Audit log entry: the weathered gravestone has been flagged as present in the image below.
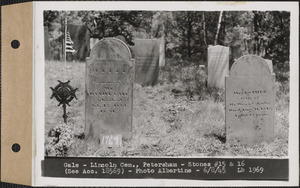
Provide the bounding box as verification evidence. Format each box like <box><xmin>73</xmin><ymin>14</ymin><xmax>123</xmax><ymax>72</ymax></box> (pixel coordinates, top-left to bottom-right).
<box><xmin>264</xmin><ymin>59</ymin><xmax>273</xmax><ymax>73</ymax></box>
<box><xmin>207</xmin><ymin>45</ymin><xmax>229</xmax><ymax>88</ymax></box>
<box><xmin>90</xmin><ymin>38</ymin><xmax>99</xmax><ymax>50</ymax></box>
<box><xmin>134</xmin><ymin>39</ymin><xmax>161</xmax><ymax>86</ymax></box>
<box><xmin>85</xmin><ymin>38</ymin><xmax>134</xmax><ymax>140</ymax></box>
<box><xmin>226</xmin><ymin>55</ymin><xmax>275</xmax><ymax>144</ymax></box>
<box><xmin>159</xmin><ymin>38</ymin><xmax>165</xmax><ymax>67</ymax></box>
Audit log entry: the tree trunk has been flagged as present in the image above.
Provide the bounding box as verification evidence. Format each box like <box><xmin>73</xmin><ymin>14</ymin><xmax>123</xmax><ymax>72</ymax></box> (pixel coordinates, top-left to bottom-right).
<box><xmin>214</xmin><ymin>11</ymin><xmax>223</xmax><ymax>45</ymax></box>
<box><xmin>101</xmin><ymin>20</ymin><xmax>105</xmax><ymax>38</ymax></box>
<box><xmin>202</xmin><ymin>12</ymin><xmax>207</xmax><ymax>47</ymax></box>
<box><xmin>61</xmin><ymin>17</ymin><xmax>64</xmax><ymax>60</ymax></box>
<box><xmin>253</xmin><ymin>11</ymin><xmax>259</xmax><ymax>55</ymax></box>
<box><xmin>187</xmin><ymin>12</ymin><xmax>192</xmax><ymax>58</ymax></box>
<box><xmin>220</xmin><ymin>13</ymin><xmax>226</xmax><ymax>45</ymax></box>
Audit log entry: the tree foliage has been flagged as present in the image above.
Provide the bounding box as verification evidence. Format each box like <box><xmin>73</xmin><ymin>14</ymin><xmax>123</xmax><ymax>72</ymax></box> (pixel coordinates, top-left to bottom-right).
<box><xmin>44</xmin><ymin>10</ymin><xmax>290</xmax><ymax>67</ymax></box>
<box><xmin>254</xmin><ymin>11</ymin><xmax>290</xmax><ymax>65</ymax></box>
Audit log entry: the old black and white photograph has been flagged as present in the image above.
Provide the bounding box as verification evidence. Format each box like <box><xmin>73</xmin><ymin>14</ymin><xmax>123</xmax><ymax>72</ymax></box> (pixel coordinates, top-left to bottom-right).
<box><xmin>24</xmin><ymin>1</ymin><xmax>300</xmax><ymax>186</ymax></box>
<box><xmin>43</xmin><ymin>9</ymin><xmax>290</xmax><ymax>158</ymax></box>
<box><xmin>0</xmin><ymin>0</ymin><xmax>298</xmax><ymax>186</ymax></box>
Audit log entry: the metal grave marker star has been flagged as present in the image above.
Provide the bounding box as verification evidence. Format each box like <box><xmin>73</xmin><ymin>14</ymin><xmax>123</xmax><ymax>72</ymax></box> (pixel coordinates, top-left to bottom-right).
<box><xmin>50</xmin><ymin>80</ymin><xmax>78</xmax><ymax>123</ymax></box>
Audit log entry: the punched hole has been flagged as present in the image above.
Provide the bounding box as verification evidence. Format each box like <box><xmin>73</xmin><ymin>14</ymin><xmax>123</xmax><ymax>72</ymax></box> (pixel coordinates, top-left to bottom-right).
<box><xmin>12</xmin><ymin>143</ymin><xmax>21</xmax><ymax>152</ymax></box>
<box><xmin>11</xmin><ymin>40</ymin><xmax>20</xmax><ymax>49</ymax></box>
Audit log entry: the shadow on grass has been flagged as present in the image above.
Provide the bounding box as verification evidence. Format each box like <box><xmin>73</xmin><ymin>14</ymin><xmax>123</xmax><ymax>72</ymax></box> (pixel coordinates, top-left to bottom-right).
<box><xmin>212</xmin><ymin>133</ymin><xmax>226</xmax><ymax>143</ymax></box>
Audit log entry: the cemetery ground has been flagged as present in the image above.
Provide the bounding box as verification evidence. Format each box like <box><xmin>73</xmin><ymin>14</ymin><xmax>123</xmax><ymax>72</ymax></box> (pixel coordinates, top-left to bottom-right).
<box><xmin>45</xmin><ymin>60</ymin><xmax>289</xmax><ymax>157</ymax></box>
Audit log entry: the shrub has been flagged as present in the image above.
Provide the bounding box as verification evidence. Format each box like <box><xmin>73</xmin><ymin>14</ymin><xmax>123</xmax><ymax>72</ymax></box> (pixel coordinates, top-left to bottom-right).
<box><xmin>160</xmin><ymin>58</ymin><xmax>226</xmax><ymax>102</ymax></box>
<box><xmin>45</xmin><ymin>124</ymin><xmax>75</xmax><ymax>156</ymax></box>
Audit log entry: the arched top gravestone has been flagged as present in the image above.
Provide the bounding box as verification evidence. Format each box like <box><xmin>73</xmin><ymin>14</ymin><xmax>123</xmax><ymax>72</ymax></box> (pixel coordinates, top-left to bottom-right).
<box><xmin>85</xmin><ymin>38</ymin><xmax>134</xmax><ymax>142</ymax></box>
<box><xmin>89</xmin><ymin>37</ymin><xmax>133</xmax><ymax>62</ymax></box>
<box><xmin>226</xmin><ymin>55</ymin><xmax>275</xmax><ymax>145</ymax></box>
<box><xmin>230</xmin><ymin>55</ymin><xmax>271</xmax><ymax>76</ymax></box>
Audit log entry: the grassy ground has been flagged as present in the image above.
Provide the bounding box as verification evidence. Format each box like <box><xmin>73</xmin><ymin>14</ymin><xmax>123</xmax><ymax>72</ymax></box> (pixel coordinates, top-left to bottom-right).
<box><xmin>45</xmin><ymin>60</ymin><xmax>289</xmax><ymax>157</ymax></box>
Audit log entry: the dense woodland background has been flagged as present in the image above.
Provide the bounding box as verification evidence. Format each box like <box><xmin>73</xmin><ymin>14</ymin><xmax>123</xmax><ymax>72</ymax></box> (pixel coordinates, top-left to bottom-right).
<box><xmin>44</xmin><ymin>11</ymin><xmax>290</xmax><ymax>157</ymax></box>
<box><xmin>44</xmin><ymin>11</ymin><xmax>290</xmax><ymax>70</ymax></box>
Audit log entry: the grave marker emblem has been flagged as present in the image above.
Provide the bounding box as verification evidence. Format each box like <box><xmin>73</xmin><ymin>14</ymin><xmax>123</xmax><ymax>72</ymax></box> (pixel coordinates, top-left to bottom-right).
<box><xmin>50</xmin><ymin>80</ymin><xmax>78</xmax><ymax>123</ymax></box>
<box><xmin>226</xmin><ymin>55</ymin><xmax>275</xmax><ymax>144</ymax></box>
<box><xmin>85</xmin><ymin>38</ymin><xmax>134</xmax><ymax>140</ymax></box>
<box><xmin>207</xmin><ymin>45</ymin><xmax>229</xmax><ymax>88</ymax></box>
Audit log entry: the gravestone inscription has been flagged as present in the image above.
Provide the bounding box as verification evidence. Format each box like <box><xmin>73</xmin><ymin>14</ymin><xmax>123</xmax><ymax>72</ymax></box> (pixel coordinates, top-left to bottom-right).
<box><xmin>226</xmin><ymin>55</ymin><xmax>275</xmax><ymax>144</ymax></box>
<box><xmin>134</xmin><ymin>39</ymin><xmax>161</xmax><ymax>86</ymax></box>
<box><xmin>85</xmin><ymin>38</ymin><xmax>134</xmax><ymax>140</ymax></box>
<box><xmin>207</xmin><ymin>45</ymin><xmax>229</xmax><ymax>88</ymax></box>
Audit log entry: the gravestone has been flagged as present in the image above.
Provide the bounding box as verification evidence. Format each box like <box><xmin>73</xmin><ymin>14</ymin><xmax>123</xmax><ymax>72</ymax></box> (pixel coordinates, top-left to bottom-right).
<box><xmin>134</xmin><ymin>39</ymin><xmax>161</xmax><ymax>86</ymax></box>
<box><xmin>264</xmin><ymin>59</ymin><xmax>273</xmax><ymax>73</ymax></box>
<box><xmin>85</xmin><ymin>38</ymin><xmax>134</xmax><ymax>140</ymax></box>
<box><xmin>159</xmin><ymin>38</ymin><xmax>165</xmax><ymax>67</ymax></box>
<box><xmin>90</xmin><ymin>38</ymin><xmax>99</xmax><ymax>50</ymax></box>
<box><xmin>207</xmin><ymin>45</ymin><xmax>229</xmax><ymax>88</ymax></box>
<box><xmin>226</xmin><ymin>55</ymin><xmax>275</xmax><ymax>144</ymax></box>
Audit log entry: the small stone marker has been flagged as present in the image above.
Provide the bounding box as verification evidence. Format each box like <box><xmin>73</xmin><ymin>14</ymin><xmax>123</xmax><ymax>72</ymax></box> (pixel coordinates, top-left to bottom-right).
<box><xmin>226</xmin><ymin>55</ymin><xmax>275</xmax><ymax>144</ymax></box>
<box><xmin>207</xmin><ymin>45</ymin><xmax>229</xmax><ymax>88</ymax></box>
<box><xmin>90</xmin><ymin>38</ymin><xmax>99</xmax><ymax>50</ymax></box>
<box><xmin>85</xmin><ymin>38</ymin><xmax>134</xmax><ymax>140</ymax></box>
<box><xmin>134</xmin><ymin>39</ymin><xmax>161</xmax><ymax>86</ymax></box>
<box><xmin>264</xmin><ymin>59</ymin><xmax>273</xmax><ymax>73</ymax></box>
<box><xmin>159</xmin><ymin>38</ymin><xmax>165</xmax><ymax>67</ymax></box>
